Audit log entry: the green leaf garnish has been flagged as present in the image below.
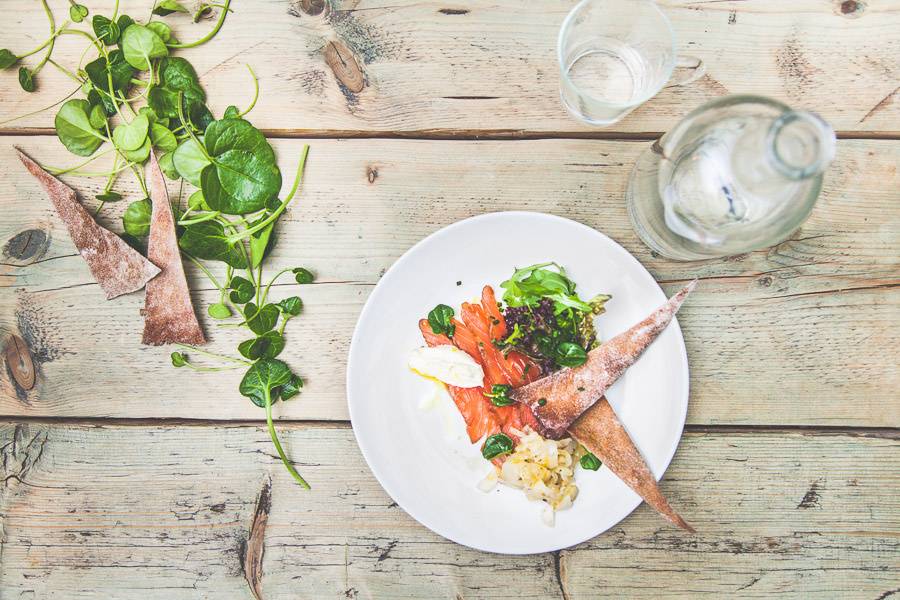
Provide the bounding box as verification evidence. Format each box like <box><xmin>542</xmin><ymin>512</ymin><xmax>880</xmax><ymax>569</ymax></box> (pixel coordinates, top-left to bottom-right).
<box><xmin>482</xmin><ymin>433</ymin><xmax>514</xmax><ymax>460</ymax></box>
<box><xmin>427</xmin><ymin>304</ymin><xmax>455</xmax><ymax>338</ymax></box>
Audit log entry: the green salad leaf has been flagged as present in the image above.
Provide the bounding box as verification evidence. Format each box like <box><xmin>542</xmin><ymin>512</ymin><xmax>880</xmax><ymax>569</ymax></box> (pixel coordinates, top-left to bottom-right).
<box><xmin>427</xmin><ymin>304</ymin><xmax>455</xmax><ymax>338</ymax></box>
<box><xmin>482</xmin><ymin>433</ymin><xmax>514</xmax><ymax>460</ymax></box>
<box><xmin>580</xmin><ymin>451</ymin><xmax>602</xmax><ymax>471</ymax></box>
<box><xmin>55</xmin><ymin>99</ymin><xmax>104</xmax><ymax>156</ymax></box>
<box><xmin>121</xmin><ymin>24</ymin><xmax>168</xmax><ymax>69</ymax></box>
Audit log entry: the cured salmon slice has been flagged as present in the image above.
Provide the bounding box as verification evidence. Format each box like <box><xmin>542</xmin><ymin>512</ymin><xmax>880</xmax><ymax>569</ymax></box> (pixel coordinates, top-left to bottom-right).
<box><xmin>568</xmin><ymin>398</ymin><xmax>694</xmax><ymax>532</ymax></box>
<box><xmin>510</xmin><ymin>281</ymin><xmax>697</xmax><ymax>439</ymax></box>
<box><xmin>418</xmin><ymin>319</ymin><xmax>501</xmax><ymax>442</ymax></box>
<box><xmin>16</xmin><ymin>148</ymin><xmax>160</xmax><ymax>299</ymax></box>
<box><xmin>142</xmin><ymin>151</ymin><xmax>206</xmax><ymax>345</ymax></box>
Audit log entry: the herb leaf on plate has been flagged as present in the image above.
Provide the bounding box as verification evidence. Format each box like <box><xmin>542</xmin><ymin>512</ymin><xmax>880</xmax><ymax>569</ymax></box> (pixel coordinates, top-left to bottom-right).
<box><xmin>428</xmin><ymin>304</ymin><xmax>456</xmax><ymax>338</ymax></box>
<box><xmin>482</xmin><ymin>433</ymin><xmax>514</xmax><ymax>460</ymax></box>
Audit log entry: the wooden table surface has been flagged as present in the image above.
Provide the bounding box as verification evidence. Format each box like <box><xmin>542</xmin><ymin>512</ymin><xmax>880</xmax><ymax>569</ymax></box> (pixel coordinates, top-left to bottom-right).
<box><xmin>1</xmin><ymin>1</ymin><xmax>898</xmax><ymax>598</ymax></box>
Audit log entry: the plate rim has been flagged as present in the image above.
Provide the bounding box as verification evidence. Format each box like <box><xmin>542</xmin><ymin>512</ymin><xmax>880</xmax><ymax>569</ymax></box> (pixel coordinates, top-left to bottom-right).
<box><xmin>346</xmin><ymin>210</ymin><xmax>689</xmax><ymax>554</ymax></box>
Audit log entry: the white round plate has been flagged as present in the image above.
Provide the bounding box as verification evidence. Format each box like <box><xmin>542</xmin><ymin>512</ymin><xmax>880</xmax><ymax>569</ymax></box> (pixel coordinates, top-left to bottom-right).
<box><xmin>347</xmin><ymin>212</ymin><xmax>689</xmax><ymax>554</ymax></box>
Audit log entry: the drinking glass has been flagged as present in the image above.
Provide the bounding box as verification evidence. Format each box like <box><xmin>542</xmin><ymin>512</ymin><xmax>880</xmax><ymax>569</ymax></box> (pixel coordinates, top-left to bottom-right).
<box><xmin>558</xmin><ymin>0</ymin><xmax>704</xmax><ymax>125</ymax></box>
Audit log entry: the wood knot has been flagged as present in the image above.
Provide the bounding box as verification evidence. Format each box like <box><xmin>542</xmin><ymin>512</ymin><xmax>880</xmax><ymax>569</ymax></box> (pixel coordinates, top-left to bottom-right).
<box><xmin>3</xmin><ymin>228</ymin><xmax>49</xmax><ymax>265</ymax></box>
<box><xmin>366</xmin><ymin>166</ymin><xmax>379</xmax><ymax>184</ymax></box>
<box><xmin>758</xmin><ymin>275</ymin><xmax>774</xmax><ymax>287</ymax></box>
<box><xmin>5</xmin><ymin>334</ymin><xmax>35</xmax><ymax>391</ymax></box>
<box><xmin>839</xmin><ymin>0</ymin><xmax>865</xmax><ymax>16</ymax></box>
<box><xmin>325</xmin><ymin>40</ymin><xmax>365</xmax><ymax>94</ymax></box>
<box><xmin>299</xmin><ymin>0</ymin><xmax>325</xmax><ymax>16</ymax></box>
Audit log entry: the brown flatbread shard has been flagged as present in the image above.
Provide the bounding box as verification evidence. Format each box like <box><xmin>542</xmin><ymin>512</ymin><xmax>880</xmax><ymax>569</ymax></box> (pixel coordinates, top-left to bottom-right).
<box><xmin>16</xmin><ymin>148</ymin><xmax>160</xmax><ymax>299</ymax></box>
<box><xmin>141</xmin><ymin>151</ymin><xmax>206</xmax><ymax>346</ymax></box>
<box><xmin>568</xmin><ymin>398</ymin><xmax>695</xmax><ymax>532</ymax></box>
<box><xmin>511</xmin><ymin>280</ymin><xmax>697</xmax><ymax>439</ymax></box>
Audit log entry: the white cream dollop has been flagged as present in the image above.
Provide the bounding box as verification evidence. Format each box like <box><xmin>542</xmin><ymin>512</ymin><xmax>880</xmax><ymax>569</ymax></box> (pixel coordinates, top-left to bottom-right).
<box><xmin>408</xmin><ymin>345</ymin><xmax>484</xmax><ymax>388</ymax></box>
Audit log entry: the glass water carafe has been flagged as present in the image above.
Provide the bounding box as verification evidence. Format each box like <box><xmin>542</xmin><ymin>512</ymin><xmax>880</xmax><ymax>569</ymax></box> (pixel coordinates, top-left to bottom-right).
<box><xmin>626</xmin><ymin>95</ymin><xmax>836</xmax><ymax>260</ymax></box>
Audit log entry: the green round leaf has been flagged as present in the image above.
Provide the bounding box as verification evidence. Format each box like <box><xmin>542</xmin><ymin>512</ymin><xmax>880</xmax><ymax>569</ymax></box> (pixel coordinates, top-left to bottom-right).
<box><xmin>85</xmin><ymin>50</ymin><xmax>134</xmax><ymax>95</ymax></box>
<box><xmin>214</xmin><ymin>149</ymin><xmax>282</xmax><ymax>213</ymax></box>
<box><xmin>158</xmin><ymin>57</ymin><xmax>205</xmax><ymax>105</ymax></box>
<box><xmin>121</xmin><ymin>23</ymin><xmax>168</xmax><ymax>70</ymax></box>
<box><xmin>112</xmin><ymin>114</ymin><xmax>150</xmax><ymax>151</ymax></box>
<box><xmin>158</xmin><ymin>152</ymin><xmax>179</xmax><ymax>179</ymax></box>
<box><xmin>116</xmin><ymin>14</ymin><xmax>135</xmax><ymax>34</ymax></box>
<box><xmin>147</xmin><ymin>86</ymin><xmax>180</xmax><ymax>119</ymax></box>
<box><xmin>92</xmin><ymin>15</ymin><xmax>120</xmax><ymax>46</ymax></box>
<box><xmin>153</xmin><ymin>0</ymin><xmax>189</xmax><ymax>16</ymax></box>
<box><xmin>146</xmin><ymin>21</ymin><xmax>174</xmax><ymax>43</ymax></box>
<box><xmin>246</xmin><ymin>303</ymin><xmax>279</xmax><ymax>335</ymax></box>
<box><xmin>200</xmin><ymin>162</ymin><xmax>240</xmax><ymax>214</ymax></box>
<box><xmin>173</xmin><ymin>138</ymin><xmax>211</xmax><ymax>186</ymax></box>
<box><xmin>69</xmin><ymin>3</ymin><xmax>89</xmax><ymax>22</ymax></box>
<box><xmin>292</xmin><ymin>267</ymin><xmax>315</xmax><ymax>284</ymax></box>
<box><xmin>228</xmin><ymin>276</ymin><xmax>255</xmax><ymax>304</ymax></box>
<box><xmin>238</xmin><ymin>331</ymin><xmax>285</xmax><ymax>361</ymax></box>
<box><xmin>0</xmin><ymin>49</ymin><xmax>18</xmax><ymax>70</ymax></box>
<box><xmin>170</xmin><ymin>351</ymin><xmax>187</xmax><ymax>367</ymax></box>
<box><xmin>239</xmin><ymin>358</ymin><xmax>292</xmax><ymax>407</ymax></box>
<box><xmin>121</xmin><ymin>136</ymin><xmax>151</xmax><ymax>164</ymax></box>
<box><xmin>88</xmin><ymin>103</ymin><xmax>107</xmax><ymax>129</ymax></box>
<box><xmin>123</xmin><ymin>198</ymin><xmax>152</xmax><ymax>237</ymax></box>
<box><xmin>208</xmin><ymin>302</ymin><xmax>232</xmax><ymax>319</ymax></box>
<box><xmin>18</xmin><ymin>67</ymin><xmax>35</xmax><ymax>92</ymax></box>
<box><xmin>277</xmin><ymin>296</ymin><xmax>303</xmax><ymax>316</ymax></box>
<box><xmin>149</xmin><ymin>122</ymin><xmax>177</xmax><ymax>152</ymax></box>
<box><xmin>178</xmin><ymin>220</ymin><xmax>247</xmax><ymax>268</ymax></box>
<box><xmin>204</xmin><ymin>118</ymin><xmax>275</xmax><ymax>164</ymax></box>
<box><xmin>55</xmin><ymin>99</ymin><xmax>104</xmax><ymax>156</ymax></box>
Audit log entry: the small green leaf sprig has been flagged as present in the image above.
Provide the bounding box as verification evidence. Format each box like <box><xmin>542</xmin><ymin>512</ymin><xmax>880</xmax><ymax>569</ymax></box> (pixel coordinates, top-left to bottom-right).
<box><xmin>4</xmin><ymin>0</ymin><xmax>316</xmax><ymax>488</ymax></box>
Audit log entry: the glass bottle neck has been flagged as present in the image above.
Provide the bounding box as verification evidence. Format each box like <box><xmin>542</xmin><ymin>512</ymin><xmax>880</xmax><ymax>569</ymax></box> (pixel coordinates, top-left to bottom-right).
<box><xmin>766</xmin><ymin>111</ymin><xmax>836</xmax><ymax>180</ymax></box>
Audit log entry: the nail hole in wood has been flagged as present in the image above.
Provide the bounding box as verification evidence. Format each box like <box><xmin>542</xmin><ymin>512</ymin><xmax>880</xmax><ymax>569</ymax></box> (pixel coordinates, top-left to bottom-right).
<box><xmin>5</xmin><ymin>334</ymin><xmax>35</xmax><ymax>391</ymax></box>
<box><xmin>324</xmin><ymin>40</ymin><xmax>366</xmax><ymax>94</ymax></box>
<box><xmin>367</xmin><ymin>166</ymin><xmax>378</xmax><ymax>184</ymax></box>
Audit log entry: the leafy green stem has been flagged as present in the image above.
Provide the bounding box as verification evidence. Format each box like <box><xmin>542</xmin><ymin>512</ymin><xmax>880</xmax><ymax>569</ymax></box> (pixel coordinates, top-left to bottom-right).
<box><xmin>185</xmin><ymin>254</ymin><xmax>246</xmax><ymax>318</ymax></box>
<box><xmin>43</xmin><ymin>147</ymin><xmax>117</xmax><ymax>175</ymax></box>
<box><xmin>177</xmin><ymin>211</ymin><xmax>221</xmax><ymax>226</ymax></box>
<box><xmin>259</xmin><ymin>267</ymin><xmax>293</xmax><ymax>306</ymax></box>
<box><xmin>168</xmin><ymin>0</ymin><xmax>232</xmax><ymax>49</ymax></box>
<box><xmin>239</xmin><ymin>64</ymin><xmax>259</xmax><ymax>117</ymax></box>
<box><xmin>264</xmin><ymin>389</ymin><xmax>310</xmax><ymax>489</ymax></box>
<box><xmin>30</xmin><ymin>0</ymin><xmax>59</xmax><ymax>77</ymax></box>
<box><xmin>47</xmin><ymin>58</ymin><xmax>83</xmax><ymax>83</ymax></box>
<box><xmin>0</xmin><ymin>85</ymin><xmax>80</xmax><ymax>126</ymax></box>
<box><xmin>175</xmin><ymin>343</ymin><xmax>251</xmax><ymax>366</ymax></box>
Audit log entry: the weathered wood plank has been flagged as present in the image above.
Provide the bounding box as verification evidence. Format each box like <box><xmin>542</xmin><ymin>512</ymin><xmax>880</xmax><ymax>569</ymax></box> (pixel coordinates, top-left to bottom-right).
<box><xmin>0</xmin><ymin>0</ymin><xmax>897</xmax><ymax>134</ymax></box>
<box><xmin>1</xmin><ymin>138</ymin><xmax>898</xmax><ymax>425</ymax></box>
<box><xmin>0</xmin><ymin>423</ymin><xmax>897</xmax><ymax>598</ymax></box>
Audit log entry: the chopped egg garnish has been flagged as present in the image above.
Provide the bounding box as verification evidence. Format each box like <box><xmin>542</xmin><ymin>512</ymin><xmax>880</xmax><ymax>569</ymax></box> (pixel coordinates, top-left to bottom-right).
<box><xmin>408</xmin><ymin>345</ymin><xmax>484</xmax><ymax>388</ymax></box>
<box><xmin>478</xmin><ymin>428</ymin><xmax>584</xmax><ymax>525</ymax></box>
